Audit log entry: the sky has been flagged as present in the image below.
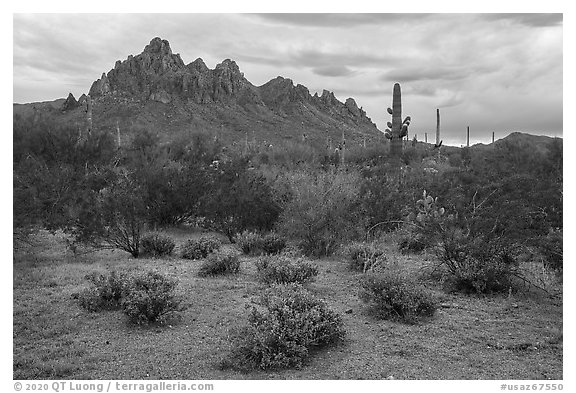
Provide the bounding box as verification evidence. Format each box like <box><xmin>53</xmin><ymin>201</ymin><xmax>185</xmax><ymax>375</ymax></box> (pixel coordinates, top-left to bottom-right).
<box><xmin>12</xmin><ymin>13</ymin><xmax>563</xmax><ymax>146</ymax></box>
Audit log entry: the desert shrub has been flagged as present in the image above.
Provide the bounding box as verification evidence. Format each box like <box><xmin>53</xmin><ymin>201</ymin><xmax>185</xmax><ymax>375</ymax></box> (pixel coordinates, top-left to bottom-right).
<box><xmin>260</xmin><ymin>233</ymin><xmax>287</xmax><ymax>255</ymax></box>
<box><xmin>346</xmin><ymin>242</ymin><xmax>386</xmax><ymax>272</ymax></box>
<box><xmin>536</xmin><ymin>229</ymin><xmax>563</xmax><ymax>271</ymax></box>
<box><xmin>235</xmin><ymin>230</ymin><xmax>262</xmax><ymax>255</ymax></box>
<box><xmin>359</xmin><ymin>272</ymin><xmax>436</xmax><ymax>324</ymax></box>
<box><xmin>221</xmin><ymin>284</ymin><xmax>345</xmax><ymax>370</ymax></box>
<box><xmin>71</xmin><ymin>173</ymin><xmax>147</xmax><ymax>258</ymax></box>
<box><xmin>76</xmin><ymin>271</ymin><xmax>129</xmax><ymax>312</ymax></box>
<box><xmin>122</xmin><ymin>271</ymin><xmax>183</xmax><ymax>325</ymax></box>
<box><xmin>280</xmin><ymin>243</ymin><xmax>304</xmax><ymax>258</ymax></box>
<box><xmin>236</xmin><ymin>231</ymin><xmax>287</xmax><ymax>255</ymax></box>
<box><xmin>276</xmin><ymin>169</ymin><xmax>365</xmax><ymax>257</ymax></box>
<box><xmin>140</xmin><ymin>233</ymin><xmax>175</xmax><ymax>257</ymax></box>
<box><xmin>197</xmin><ymin>248</ymin><xmax>241</xmax><ymax>277</ymax></box>
<box><xmin>255</xmin><ymin>254</ymin><xmax>318</xmax><ymax>285</ymax></box>
<box><xmin>181</xmin><ymin>236</ymin><xmax>222</xmax><ymax>259</ymax></box>
<box><xmin>198</xmin><ymin>157</ymin><xmax>281</xmax><ymax>242</ymax></box>
<box><xmin>403</xmin><ymin>190</ymin><xmax>521</xmax><ymax>294</ymax></box>
<box><xmin>397</xmin><ymin>233</ymin><xmax>428</xmax><ymax>254</ymax></box>
<box><xmin>438</xmin><ymin>238</ymin><xmax>520</xmax><ymax>294</ymax></box>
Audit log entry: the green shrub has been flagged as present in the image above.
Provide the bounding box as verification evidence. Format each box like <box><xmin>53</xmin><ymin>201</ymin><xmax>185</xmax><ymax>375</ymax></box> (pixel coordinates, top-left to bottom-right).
<box><xmin>346</xmin><ymin>242</ymin><xmax>386</xmax><ymax>272</ymax></box>
<box><xmin>181</xmin><ymin>236</ymin><xmax>222</xmax><ymax>259</ymax></box>
<box><xmin>122</xmin><ymin>271</ymin><xmax>183</xmax><ymax>325</ymax></box>
<box><xmin>198</xmin><ymin>249</ymin><xmax>241</xmax><ymax>277</ymax></box>
<box><xmin>141</xmin><ymin>233</ymin><xmax>175</xmax><ymax>257</ymax></box>
<box><xmin>359</xmin><ymin>272</ymin><xmax>436</xmax><ymax>324</ymax></box>
<box><xmin>76</xmin><ymin>271</ymin><xmax>129</xmax><ymax>312</ymax></box>
<box><xmin>236</xmin><ymin>231</ymin><xmax>286</xmax><ymax>255</ymax></box>
<box><xmin>221</xmin><ymin>284</ymin><xmax>345</xmax><ymax>370</ymax></box>
<box><xmin>255</xmin><ymin>255</ymin><xmax>318</xmax><ymax>285</ymax></box>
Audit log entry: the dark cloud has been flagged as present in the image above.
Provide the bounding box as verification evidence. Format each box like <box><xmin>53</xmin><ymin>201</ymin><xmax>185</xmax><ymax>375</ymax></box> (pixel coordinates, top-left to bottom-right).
<box><xmin>292</xmin><ymin>49</ymin><xmax>401</xmax><ymax>68</ymax></box>
<box><xmin>481</xmin><ymin>13</ymin><xmax>562</xmax><ymax>27</ymax></box>
<box><xmin>250</xmin><ymin>13</ymin><xmax>431</xmax><ymax>27</ymax></box>
<box><xmin>404</xmin><ymin>85</ymin><xmax>438</xmax><ymax>97</ymax></box>
<box><xmin>232</xmin><ymin>47</ymin><xmax>400</xmax><ymax>74</ymax></box>
<box><xmin>382</xmin><ymin>67</ymin><xmax>470</xmax><ymax>83</ymax></box>
<box><xmin>381</xmin><ymin>64</ymin><xmax>498</xmax><ymax>83</ymax></box>
<box><xmin>312</xmin><ymin>65</ymin><xmax>355</xmax><ymax>77</ymax></box>
<box><xmin>337</xmin><ymin>88</ymin><xmax>388</xmax><ymax>98</ymax></box>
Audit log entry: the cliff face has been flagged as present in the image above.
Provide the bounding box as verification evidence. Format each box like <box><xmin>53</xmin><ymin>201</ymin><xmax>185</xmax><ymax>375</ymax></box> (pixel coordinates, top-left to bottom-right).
<box><xmin>87</xmin><ymin>37</ymin><xmax>376</xmax><ymax>128</ymax></box>
<box><xmin>89</xmin><ymin>37</ymin><xmax>262</xmax><ymax>106</ymax></box>
<box><xmin>13</xmin><ymin>37</ymin><xmax>382</xmax><ymax>148</ymax></box>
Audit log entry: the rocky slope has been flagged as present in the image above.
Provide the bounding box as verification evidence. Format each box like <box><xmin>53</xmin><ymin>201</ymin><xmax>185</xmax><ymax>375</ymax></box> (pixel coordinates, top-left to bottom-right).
<box><xmin>15</xmin><ymin>37</ymin><xmax>381</xmax><ymax>149</ymax></box>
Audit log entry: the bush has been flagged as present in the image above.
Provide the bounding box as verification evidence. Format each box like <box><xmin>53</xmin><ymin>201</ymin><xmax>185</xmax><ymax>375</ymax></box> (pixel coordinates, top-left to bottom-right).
<box><xmin>346</xmin><ymin>242</ymin><xmax>386</xmax><ymax>272</ymax></box>
<box><xmin>198</xmin><ymin>158</ymin><xmax>281</xmax><ymax>242</ymax></box>
<box><xmin>397</xmin><ymin>234</ymin><xmax>427</xmax><ymax>254</ymax></box>
<box><xmin>140</xmin><ymin>233</ymin><xmax>175</xmax><ymax>257</ymax></box>
<box><xmin>260</xmin><ymin>233</ymin><xmax>287</xmax><ymax>255</ymax></box>
<box><xmin>439</xmin><ymin>239</ymin><xmax>520</xmax><ymax>294</ymax></box>
<box><xmin>255</xmin><ymin>255</ymin><xmax>318</xmax><ymax>285</ymax></box>
<box><xmin>221</xmin><ymin>284</ymin><xmax>345</xmax><ymax>370</ymax></box>
<box><xmin>235</xmin><ymin>231</ymin><xmax>287</xmax><ymax>256</ymax></box>
<box><xmin>122</xmin><ymin>271</ymin><xmax>183</xmax><ymax>325</ymax></box>
<box><xmin>235</xmin><ymin>230</ymin><xmax>262</xmax><ymax>255</ymax></box>
<box><xmin>537</xmin><ymin>229</ymin><xmax>563</xmax><ymax>271</ymax></box>
<box><xmin>198</xmin><ymin>248</ymin><xmax>241</xmax><ymax>277</ymax></box>
<box><xmin>276</xmin><ymin>170</ymin><xmax>365</xmax><ymax>257</ymax></box>
<box><xmin>76</xmin><ymin>271</ymin><xmax>129</xmax><ymax>312</ymax></box>
<box><xmin>181</xmin><ymin>236</ymin><xmax>222</xmax><ymax>260</ymax></box>
<box><xmin>72</xmin><ymin>173</ymin><xmax>147</xmax><ymax>258</ymax></box>
<box><xmin>359</xmin><ymin>272</ymin><xmax>436</xmax><ymax>324</ymax></box>
<box><xmin>405</xmin><ymin>190</ymin><xmax>520</xmax><ymax>294</ymax></box>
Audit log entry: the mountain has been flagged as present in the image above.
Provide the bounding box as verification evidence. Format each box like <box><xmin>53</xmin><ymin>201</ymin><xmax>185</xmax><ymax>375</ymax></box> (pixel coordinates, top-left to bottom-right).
<box><xmin>14</xmin><ymin>37</ymin><xmax>382</xmax><ymax>149</ymax></box>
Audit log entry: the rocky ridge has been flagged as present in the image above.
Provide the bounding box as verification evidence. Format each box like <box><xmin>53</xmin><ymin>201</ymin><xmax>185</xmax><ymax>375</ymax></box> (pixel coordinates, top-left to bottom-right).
<box><xmin>14</xmin><ymin>37</ymin><xmax>382</xmax><ymax>149</ymax></box>
<box><xmin>87</xmin><ymin>37</ymin><xmax>375</xmax><ymax>128</ymax></box>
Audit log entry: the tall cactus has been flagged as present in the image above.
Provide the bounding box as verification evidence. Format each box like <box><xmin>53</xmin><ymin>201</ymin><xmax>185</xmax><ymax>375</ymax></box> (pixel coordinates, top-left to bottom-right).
<box><xmin>384</xmin><ymin>83</ymin><xmax>410</xmax><ymax>158</ymax></box>
<box><xmin>434</xmin><ymin>108</ymin><xmax>443</xmax><ymax>150</ymax></box>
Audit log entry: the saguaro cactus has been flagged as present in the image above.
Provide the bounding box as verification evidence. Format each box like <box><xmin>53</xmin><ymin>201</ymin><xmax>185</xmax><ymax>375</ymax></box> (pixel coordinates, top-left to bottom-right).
<box><xmin>434</xmin><ymin>109</ymin><xmax>443</xmax><ymax>150</ymax></box>
<box><xmin>384</xmin><ymin>83</ymin><xmax>411</xmax><ymax>158</ymax></box>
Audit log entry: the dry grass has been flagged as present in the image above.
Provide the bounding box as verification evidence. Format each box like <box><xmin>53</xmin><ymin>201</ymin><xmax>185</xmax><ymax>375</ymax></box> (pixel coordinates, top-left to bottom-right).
<box><xmin>13</xmin><ymin>229</ymin><xmax>562</xmax><ymax>380</ymax></box>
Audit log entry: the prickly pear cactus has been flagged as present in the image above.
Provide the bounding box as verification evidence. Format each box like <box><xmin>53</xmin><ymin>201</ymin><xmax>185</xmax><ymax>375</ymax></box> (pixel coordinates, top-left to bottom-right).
<box><xmin>384</xmin><ymin>83</ymin><xmax>411</xmax><ymax>158</ymax></box>
<box><xmin>415</xmin><ymin>190</ymin><xmax>445</xmax><ymax>222</ymax></box>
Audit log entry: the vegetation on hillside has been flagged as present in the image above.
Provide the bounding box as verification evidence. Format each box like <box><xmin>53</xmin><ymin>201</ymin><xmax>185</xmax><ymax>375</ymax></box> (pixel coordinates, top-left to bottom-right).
<box><xmin>14</xmin><ymin>114</ymin><xmax>562</xmax><ymax>274</ymax></box>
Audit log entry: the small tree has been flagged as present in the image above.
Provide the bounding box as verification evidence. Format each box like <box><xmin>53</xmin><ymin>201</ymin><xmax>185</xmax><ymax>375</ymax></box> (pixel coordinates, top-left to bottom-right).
<box><xmin>276</xmin><ymin>169</ymin><xmax>365</xmax><ymax>257</ymax></box>
<box><xmin>199</xmin><ymin>157</ymin><xmax>280</xmax><ymax>242</ymax></box>
<box><xmin>71</xmin><ymin>171</ymin><xmax>147</xmax><ymax>257</ymax></box>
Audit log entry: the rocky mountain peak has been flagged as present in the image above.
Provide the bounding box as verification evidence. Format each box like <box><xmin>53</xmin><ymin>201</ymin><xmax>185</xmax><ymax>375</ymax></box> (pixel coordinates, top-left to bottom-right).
<box><xmin>61</xmin><ymin>92</ymin><xmax>79</xmax><ymax>111</ymax></box>
<box><xmin>144</xmin><ymin>37</ymin><xmax>173</xmax><ymax>56</ymax></box>
<box><xmin>188</xmin><ymin>58</ymin><xmax>209</xmax><ymax>73</ymax></box>
<box><xmin>82</xmin><ymin>37</ymin><xmax>376</xmax><ymax>133</ymax></box>
<box><xmin>216</xmin><ymin>59</ymin><xmax>240</xmax><ymax>72</ymax></box>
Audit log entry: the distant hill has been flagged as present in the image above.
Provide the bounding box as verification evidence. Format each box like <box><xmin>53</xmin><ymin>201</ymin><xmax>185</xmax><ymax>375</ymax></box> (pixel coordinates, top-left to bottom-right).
<box><xmin>13</xmin><ymin>37</ymin><xmax>383</xmax><ymax>150</ymax></box>
<box><xmin>468</xmin><ymin>132</ymin><xmax>561</xmax><ymax>155</ymax></box>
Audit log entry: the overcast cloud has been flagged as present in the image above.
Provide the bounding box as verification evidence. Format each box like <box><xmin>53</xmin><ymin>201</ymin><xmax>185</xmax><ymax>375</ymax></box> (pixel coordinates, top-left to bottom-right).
<box><xmin>13</xmin><ymin>13</ymin><xmax>562</xmax><ymax>146</ymax></box>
